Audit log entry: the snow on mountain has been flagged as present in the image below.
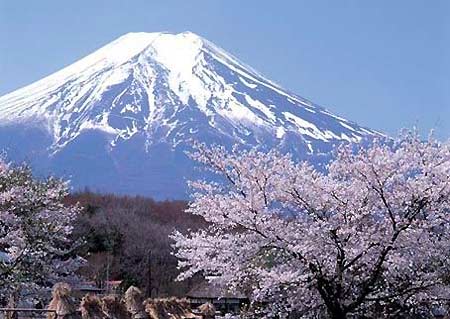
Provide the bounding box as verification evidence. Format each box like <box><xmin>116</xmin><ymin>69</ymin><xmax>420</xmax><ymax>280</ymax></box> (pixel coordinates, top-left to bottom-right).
<box><xmin>0</xmin><ymin>31</ymin><xmax>383</xmax><ymax>198</ymax></box>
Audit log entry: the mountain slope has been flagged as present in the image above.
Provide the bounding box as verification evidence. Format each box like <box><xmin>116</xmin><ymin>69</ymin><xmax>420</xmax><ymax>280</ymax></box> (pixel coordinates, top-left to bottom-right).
<box><xmin>0</xmin><ymin>31</ymin><xmax>382</xmax><ymax>198</ymax></box>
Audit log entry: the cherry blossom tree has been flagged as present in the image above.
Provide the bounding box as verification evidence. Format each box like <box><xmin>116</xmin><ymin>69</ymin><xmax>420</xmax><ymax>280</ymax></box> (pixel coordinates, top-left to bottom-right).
<box><xmin>0</xmin><ymin>160</ymin><xmax>81</xmax><ymax>304</ymax></box>
<box><xmin>172</xmin><ymin>133</ymin><xmax>450</xmax><ymax>318</ymax></box>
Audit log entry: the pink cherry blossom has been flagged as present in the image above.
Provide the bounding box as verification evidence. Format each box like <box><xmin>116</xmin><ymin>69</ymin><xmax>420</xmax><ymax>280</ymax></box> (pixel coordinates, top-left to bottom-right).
<box><xmin>172</xmin><ymin>133</ymin><xmax>450</xmax><ymax>318</ymax></box>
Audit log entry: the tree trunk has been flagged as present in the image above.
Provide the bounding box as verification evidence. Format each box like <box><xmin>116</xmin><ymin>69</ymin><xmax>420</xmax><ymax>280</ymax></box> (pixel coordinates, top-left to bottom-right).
<box><xmin>6</xmin><ymin>291</ymin><xmax>18</xmax><ymax>319</ymax></box>
<box><xmin>328</xmin><ymin>307</ymin><xmax>347</xmax><ymax>319</ymax></box>
<box><xmin>315</xmin><ymin>278</ymin><xmax>347</xmax><ymax>319</ymax></box>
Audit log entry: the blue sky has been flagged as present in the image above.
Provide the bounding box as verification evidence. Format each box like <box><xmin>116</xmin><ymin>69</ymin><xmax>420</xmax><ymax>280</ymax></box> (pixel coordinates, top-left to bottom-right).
<box><xmin>1</xmin><ymin>0</ymin><xmax>449</xmax><ymax>139</ymax></box>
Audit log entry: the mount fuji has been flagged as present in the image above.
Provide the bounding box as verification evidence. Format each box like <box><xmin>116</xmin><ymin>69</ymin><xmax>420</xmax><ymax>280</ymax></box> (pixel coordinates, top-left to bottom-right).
<box><xmin>0</xmin><ymin>31</ymin><xmax>382</xmax><ymax>198</ymax></box>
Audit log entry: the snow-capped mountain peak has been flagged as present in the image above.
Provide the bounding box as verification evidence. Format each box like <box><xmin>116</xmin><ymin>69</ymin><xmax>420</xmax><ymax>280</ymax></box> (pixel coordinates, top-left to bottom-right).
<box><xmin>0</xmin><ymin>32</ymin><xmax>382</xmax><ymax>198</ymax></box>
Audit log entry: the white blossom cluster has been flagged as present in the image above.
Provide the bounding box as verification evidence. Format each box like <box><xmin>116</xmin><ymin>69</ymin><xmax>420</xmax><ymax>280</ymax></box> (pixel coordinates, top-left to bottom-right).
<box><xmin>0</xmin><ymin>160</ymin><xmax>81</xmax><ymax>302</ymax></box>
<box><xmin>172</xmin><ymin>133</ymin><xmax>450</xmax><ymax>318</ymax></box>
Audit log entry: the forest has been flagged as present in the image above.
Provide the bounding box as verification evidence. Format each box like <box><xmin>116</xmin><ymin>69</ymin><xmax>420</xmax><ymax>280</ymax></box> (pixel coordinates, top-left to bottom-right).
<box><xmin>65</xmin><ymin>191</ymin><xmax>206</xmax><ymax>297</ymax></box>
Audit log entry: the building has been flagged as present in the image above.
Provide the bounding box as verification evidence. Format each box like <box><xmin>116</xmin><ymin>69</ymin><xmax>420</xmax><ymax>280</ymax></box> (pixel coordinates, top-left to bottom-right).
<box><xmin>186</xmin><ymin>281</ymin><xmax>249</xmax><ymax>315</ymax></box>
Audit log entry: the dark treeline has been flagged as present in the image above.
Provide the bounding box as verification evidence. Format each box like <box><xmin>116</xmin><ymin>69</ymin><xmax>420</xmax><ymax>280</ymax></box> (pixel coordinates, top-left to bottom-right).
<box><xmin>65</xmin><ymin>191</ymin><xmax>206</xmax><ymax>297</ymax></box>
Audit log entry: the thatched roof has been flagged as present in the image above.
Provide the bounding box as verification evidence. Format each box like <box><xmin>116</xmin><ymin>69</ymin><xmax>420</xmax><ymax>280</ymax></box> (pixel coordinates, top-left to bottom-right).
<box><xmin>101</xmin><ymin>295</ymin><xmax>130</xmax><ymax>319</ymax></box>
<box><xmin>198</xmin><ymin>303</ymin><xmax>215</xmax><ymax>317</ymax></box>
<box><xmin>80</xmin><ymin>294</ymin><xmax>103</xmax><ymax>319</ymax></box>
<box><xmin>144</xmin><ymin>298</ymin><xmax>200</xmax><ymax>319</ymax></box>
<box><xmin>124</xmin><ymin>286</ymin><xmax>146</xmax><ymax>318</ymax></box>
<box><xmin>186</xmin><ymin>282</ymin><xmax>247</xmax><ymax>300</ymax></box>
<box><xmin>47</xmin><ymin>283</ymin><xmax>81</xmax><ymax>319</ymax></box>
